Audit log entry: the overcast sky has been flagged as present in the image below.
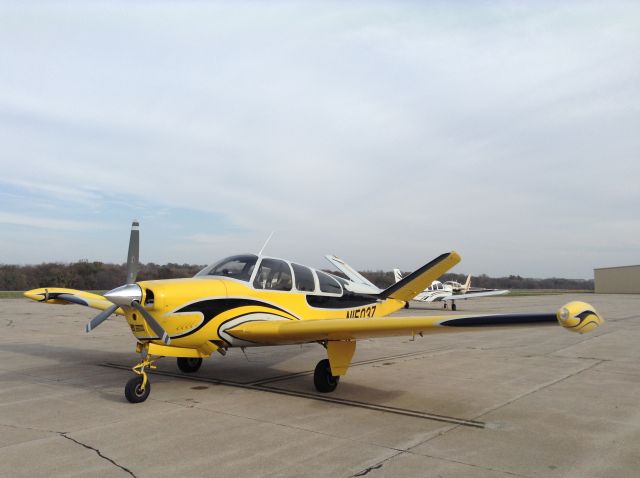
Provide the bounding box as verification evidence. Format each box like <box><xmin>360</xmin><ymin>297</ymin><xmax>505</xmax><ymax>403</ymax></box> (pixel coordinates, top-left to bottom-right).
<box><xmin>0</xmin><ymin>1</ymin><xmax>638</xmax><ymax>278</ymax></box>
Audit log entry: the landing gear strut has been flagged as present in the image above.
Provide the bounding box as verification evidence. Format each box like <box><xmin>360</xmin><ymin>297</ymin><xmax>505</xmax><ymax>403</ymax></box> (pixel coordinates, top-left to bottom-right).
<box><xmin>125</xmin><ymin>355</ymin><xmax>158</xmax><ymax>403</ymax></box>
<box><xmin>314</xmin><ymin>359</ymin><xmax>339</xmax><ymax>393</ymax></box>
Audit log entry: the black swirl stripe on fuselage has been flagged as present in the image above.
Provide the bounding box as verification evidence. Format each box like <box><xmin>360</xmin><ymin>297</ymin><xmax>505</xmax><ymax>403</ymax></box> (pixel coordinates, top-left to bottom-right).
<box><xmin>170</xmin><ymin>298</ymin><xmax>296</xmax><ymax>339</ymax></box>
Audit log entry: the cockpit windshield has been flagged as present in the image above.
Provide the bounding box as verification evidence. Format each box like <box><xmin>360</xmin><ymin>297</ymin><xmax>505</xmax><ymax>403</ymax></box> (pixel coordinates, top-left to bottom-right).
<box><xmin>195</xmin><ymin>254</ymin><xmax>258</xmax><ymax>281</ymax></box>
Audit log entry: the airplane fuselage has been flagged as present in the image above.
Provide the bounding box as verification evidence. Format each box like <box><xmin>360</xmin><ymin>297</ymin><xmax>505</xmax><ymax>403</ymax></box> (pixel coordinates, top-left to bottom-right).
<box><xmin>127</xmin><ymin>277</ymin><xmax>405</xmax><ymax>349</ymax></box>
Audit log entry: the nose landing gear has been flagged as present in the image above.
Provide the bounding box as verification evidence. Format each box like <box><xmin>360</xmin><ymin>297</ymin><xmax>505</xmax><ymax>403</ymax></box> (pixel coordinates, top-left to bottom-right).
<box><xmin>125</xmin><ymin>355</ymin><xmax>158</xmax><ymax>403</ymax></box>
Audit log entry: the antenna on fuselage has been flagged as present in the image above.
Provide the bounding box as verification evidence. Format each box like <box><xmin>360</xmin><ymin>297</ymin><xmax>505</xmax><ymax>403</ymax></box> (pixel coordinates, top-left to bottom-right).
<box><xmin>257</xmin><ymin>231</ymin><xmax>274</xmax><ymax>257</ymax></box>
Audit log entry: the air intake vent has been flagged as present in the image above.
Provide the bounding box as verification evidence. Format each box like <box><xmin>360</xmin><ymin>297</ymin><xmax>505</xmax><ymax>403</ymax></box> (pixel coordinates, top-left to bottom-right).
<box><xmin>144</xmin><ymin>289</ymin><xmax>155</xmax><ymax>306</ymax></box>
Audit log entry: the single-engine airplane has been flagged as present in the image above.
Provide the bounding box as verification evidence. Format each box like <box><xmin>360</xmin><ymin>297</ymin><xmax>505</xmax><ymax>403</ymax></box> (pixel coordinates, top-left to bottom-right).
<box><xmin>25</xmin><ymin>222</ymin><xmax>603</xmax><ymax>403</ymax></box>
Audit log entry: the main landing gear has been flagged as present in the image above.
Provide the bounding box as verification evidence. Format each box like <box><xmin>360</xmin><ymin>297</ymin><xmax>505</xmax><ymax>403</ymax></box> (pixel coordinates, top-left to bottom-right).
<box><xmin>314</xmin><ymin>359</ymin><xmax>340</xmax><ymax>393</ymax></box>
<box><xmin>177</xmin><ymin>357</ymin><xmax>203</xmax><ymax>373</ymax></box>
<box><xmin>312</xmin><ymin>341</ymin><xmax>355</xmax><ymax>393</ymax></box>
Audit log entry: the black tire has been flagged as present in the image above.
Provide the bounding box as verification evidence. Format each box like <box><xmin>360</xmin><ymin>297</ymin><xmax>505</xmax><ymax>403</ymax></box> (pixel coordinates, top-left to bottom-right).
<box><xmin>177</xmin><ymin>357</ymin><xmax>203</xmax><ymax>373</ymax></box>
<box><xmin>404</xmin><ymin>301</ymin><xmax>410</xmax><ymax>309</ymax></box>
<box><xmin>314</xmin><ymin>359</ymin><xmax>339</xmax><ymax>393</ymax></box>
<box><xmin>451</xmin><ymin>303</ymin><xmax>457</xmax><ymax>311</ymax></box>
<box><xmin>125</xmin><ymin>376</ymin><xmax>150</xmax><ymax>403</ymax></box>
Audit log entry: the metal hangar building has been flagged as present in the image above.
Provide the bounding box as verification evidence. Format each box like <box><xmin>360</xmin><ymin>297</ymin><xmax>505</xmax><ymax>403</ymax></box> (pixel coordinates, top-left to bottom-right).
<box><xmin>594</xmin><ymin>265</ymin><xmax>640</xmax><ymax>294</ymax></box>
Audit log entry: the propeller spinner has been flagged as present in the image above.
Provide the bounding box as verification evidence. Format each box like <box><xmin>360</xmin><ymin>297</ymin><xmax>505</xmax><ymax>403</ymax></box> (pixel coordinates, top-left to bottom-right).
<box><xmin>84</xmin><ymin>221</ymin><xmax>171</xmax><ymax>344</ymax></box>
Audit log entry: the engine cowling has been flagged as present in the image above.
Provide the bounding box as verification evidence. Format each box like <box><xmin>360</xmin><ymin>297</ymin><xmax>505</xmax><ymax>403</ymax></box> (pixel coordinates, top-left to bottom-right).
<box><xmin>557</xmin><ymin>301</ymin><xmax>603</xmax><ymax>333</ymax></box>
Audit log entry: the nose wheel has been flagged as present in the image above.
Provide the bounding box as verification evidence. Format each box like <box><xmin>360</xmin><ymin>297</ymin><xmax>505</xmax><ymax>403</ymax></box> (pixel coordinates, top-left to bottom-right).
<box><xmin>125</xmin><ymin>375</ymin><xmax>151</xmax><ymax>403</ymax></box>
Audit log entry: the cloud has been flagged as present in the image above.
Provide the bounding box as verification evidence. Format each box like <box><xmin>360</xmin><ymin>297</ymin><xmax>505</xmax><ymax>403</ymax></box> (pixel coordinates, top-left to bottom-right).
<box><xmin>0</xmin><ymin>212</ymin><xmax>102</xmax><ymax>231</ymax></box>
<box><xmin>0</xmin><ymin>1</ymin><xmax>638</xmax><ymax>277</ymax></box>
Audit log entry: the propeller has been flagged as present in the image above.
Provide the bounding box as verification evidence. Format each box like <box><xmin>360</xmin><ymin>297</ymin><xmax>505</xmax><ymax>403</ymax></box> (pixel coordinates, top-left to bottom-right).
<box><xmin>84</xmin><ymin>221</ymin><xmax>171</xmax><ymax>344</ymax></box>
<box><xmin>85</xmin><ymin>304</ymin><xmax>119</xmax><ymax>333</ymax></box>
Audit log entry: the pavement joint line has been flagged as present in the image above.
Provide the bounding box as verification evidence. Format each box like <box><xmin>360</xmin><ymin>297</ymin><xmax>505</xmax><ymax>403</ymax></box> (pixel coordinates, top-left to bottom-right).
<box><xmin>158</xmin><ymin>396</ymin><xmax>420</xmax><ymax>458</ymax></box>
<box><xmin>360</xmin><ymin>424</ymin><xmax>536</xmax><ymax>478</ymax></box>
<box><xmin>408</xmin><ymin>452</ymin><xmax>536</xmax><ymax>478</ymax></box>
<box><xmin>0</xmin><ymin>422</ymin><xmax>64</xmax><ymax>435</ymax></box>
<box><xmin>349</xmin><ymin>441</ymin><xmax>532</xmax><ymax>478</ymax></box>
<box><xmin>469</xmin><ymin>359</ymin><xmax>605</xmax><ymax>423</ymax></box>
<box><xmin>100</xmin><ymin>362</ymin><xmax>486</xmax><ymax>429</ymax></box>
<box><xmin>548</xmin><ymin>330</ymin><xmax>614</xmax><ymax>355</ymax></box>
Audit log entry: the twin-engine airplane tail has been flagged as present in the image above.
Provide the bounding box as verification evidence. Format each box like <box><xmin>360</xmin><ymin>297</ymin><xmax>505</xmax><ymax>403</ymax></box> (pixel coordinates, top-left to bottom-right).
<box><xmin>463</xmin><ymin>274</ymin><xmax>471</xmax><ymax>292</ymax></box>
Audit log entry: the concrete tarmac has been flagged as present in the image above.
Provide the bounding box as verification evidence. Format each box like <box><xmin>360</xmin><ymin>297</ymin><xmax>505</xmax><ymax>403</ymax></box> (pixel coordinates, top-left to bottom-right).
<box><xmin>1</xmin><ymin>293</ymin><xmax>639</xmax><ymax>477</ymax></box>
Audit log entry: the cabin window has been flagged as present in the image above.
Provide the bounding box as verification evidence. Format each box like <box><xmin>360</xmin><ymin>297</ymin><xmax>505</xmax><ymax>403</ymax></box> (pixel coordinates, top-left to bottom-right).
<box><xmin>292</xmin><ymin>263</ymin><xmax>315</xmax><ymax>292</ymax></box>
<box><xmin>253</xmin><ymin>259</ymin><xmax>293</xmax><ymax>291</ymax></box>
<box><xmin>195</xmin><ymin>254</ymin><xmax>258</xmax><ymax>281</ymax></box>
<box><xmin>317</xmin><ymin>271</ymin><xmax>342</xmax><ymax>294</ymax></box>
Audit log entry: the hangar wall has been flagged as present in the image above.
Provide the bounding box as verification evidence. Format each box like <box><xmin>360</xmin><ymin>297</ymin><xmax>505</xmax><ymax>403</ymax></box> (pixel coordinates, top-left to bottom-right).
<box><xmin>594</xmin><ymin>265</ymin><xmax>640</xmax><ymax>294</ymax></box>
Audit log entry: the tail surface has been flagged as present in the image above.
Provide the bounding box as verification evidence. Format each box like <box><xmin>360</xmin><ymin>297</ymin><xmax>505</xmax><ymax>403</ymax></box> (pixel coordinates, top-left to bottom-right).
<box><xmin>380</xmin><ymin>252</ymin><xmax>461</xmax><ymax>302</ymax></box>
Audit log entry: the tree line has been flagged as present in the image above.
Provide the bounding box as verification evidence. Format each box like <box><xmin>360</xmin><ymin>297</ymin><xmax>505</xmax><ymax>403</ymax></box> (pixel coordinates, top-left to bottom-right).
<box><xmin>0</xmin><ymin>262</ymin><xmax>203</xmax><ymax>291</ymax></box>
<box><xmin>358</xmin><ymin>271</ymin><xmax>593</xmax><ymax>291</ymax></box>
<box><xmin>0</xmin><ymin>261</ymin><xmax>593</xmax><ymax>291</ymax></box>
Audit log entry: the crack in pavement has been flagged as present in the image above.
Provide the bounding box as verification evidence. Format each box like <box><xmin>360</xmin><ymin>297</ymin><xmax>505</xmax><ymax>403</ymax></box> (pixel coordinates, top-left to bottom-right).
<box><xmin>352</xmin><ymin>462</ymin><xmax>385</xmax><ymax>476</ymax></box>
<box><xmin>60</xmin><ymin>433</ymin><xmax>137</xmax><ymax>478</ymax></box>
<box><xmin>350</xmin><ymin>451</ymin><xmax>404</xmax><ymax>477</ymax></box>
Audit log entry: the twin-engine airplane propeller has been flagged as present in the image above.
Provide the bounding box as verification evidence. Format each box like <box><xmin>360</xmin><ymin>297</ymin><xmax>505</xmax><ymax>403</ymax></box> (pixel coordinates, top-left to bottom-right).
<box><xmin>24</xmin><ymin>222</ymin><xmax>603</xmax><ymax>403</ymax></box>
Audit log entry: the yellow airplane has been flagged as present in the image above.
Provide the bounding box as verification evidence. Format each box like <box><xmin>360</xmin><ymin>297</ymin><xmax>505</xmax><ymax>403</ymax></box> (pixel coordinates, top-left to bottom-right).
<box><xmin>24</xmin><ymin>222</ymin><xmax>603</xmax><ymax>403</ymax></box>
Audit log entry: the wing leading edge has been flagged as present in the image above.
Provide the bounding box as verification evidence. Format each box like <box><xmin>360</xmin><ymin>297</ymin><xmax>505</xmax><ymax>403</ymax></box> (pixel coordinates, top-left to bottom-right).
<box><xmin>23</xmin><ymin>288</ymin><xmax>123</xmax><ymax>314</ymax></box>
<box><xmin>226</xmin><ymin>301</ymin><xmax>602</xmax><ymax>345</ymax></box>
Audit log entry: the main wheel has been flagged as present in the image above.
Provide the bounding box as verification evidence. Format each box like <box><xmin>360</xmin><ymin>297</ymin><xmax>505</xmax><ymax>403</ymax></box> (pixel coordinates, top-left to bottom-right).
<box><xmin>451</xmin><ymin>303</ymin><xmax>457</xmax><ymax>311</ymax></box>
<box><xmin>314</xmin><ymin>359</ymin><xmax>339</xmax><ymax>393</ymax></box>
<box><xmin>177</xmin><ymin>357</ymin><xmax>203</xmax><ymax>373</ymax></box>
<box><xmin>404</xmin><ymin>301</ymin><xmax>410</xmax><ymax>309</ymax></box>
<box><xmin>125</xmin><ymin>376</ymin><xmax>150</xmax><ymax>403</ymax></box>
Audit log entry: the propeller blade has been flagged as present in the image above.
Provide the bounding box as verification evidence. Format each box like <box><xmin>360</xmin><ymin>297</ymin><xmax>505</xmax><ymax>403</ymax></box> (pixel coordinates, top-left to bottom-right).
<box><xmin>131</xmin><ymin>301</ymin><xmax>171</xmax><ymax>345</ymax></box>
<box><xmin>51</xmin><ymin>293</ymin><xmax>89</xmax><ymax>306</ymax></box>
<box><xmin>126</xmin><ymin>220</ymin><xmax>140</xmax><ymax>284</ymax></box>
<box><xmin>85</xmin><ymin>304</ymin><xmax>119</xmax><ymax>333</ymax></box>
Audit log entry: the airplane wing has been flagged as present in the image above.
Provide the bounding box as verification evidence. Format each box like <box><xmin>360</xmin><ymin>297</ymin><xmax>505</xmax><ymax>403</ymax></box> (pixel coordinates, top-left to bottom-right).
<box><xmin>446</xmin><ymin>290</ymin><xmax>510</xmax><ymax>301</ymax></box>
<box><xmin>225</xmin><ymin>301</ymin><xmax>602</xmax><ymax>344</ymax></box>
<box><xmin>23</xmin><ymin>288</ymin><xmax>124</xmax><ymax>315</ymax></box>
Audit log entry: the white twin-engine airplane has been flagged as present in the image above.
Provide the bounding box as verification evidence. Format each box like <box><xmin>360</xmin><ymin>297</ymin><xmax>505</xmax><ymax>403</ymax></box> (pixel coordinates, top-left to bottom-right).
<box><xmin>393</xmin><ymin>269</ymin><xmax>509</xmax><ymax>310</ymax></box>
<box><xmin>325</xmin><ymin>255</ymin><xmax>508</xmax><ymax>310</ymax></box>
